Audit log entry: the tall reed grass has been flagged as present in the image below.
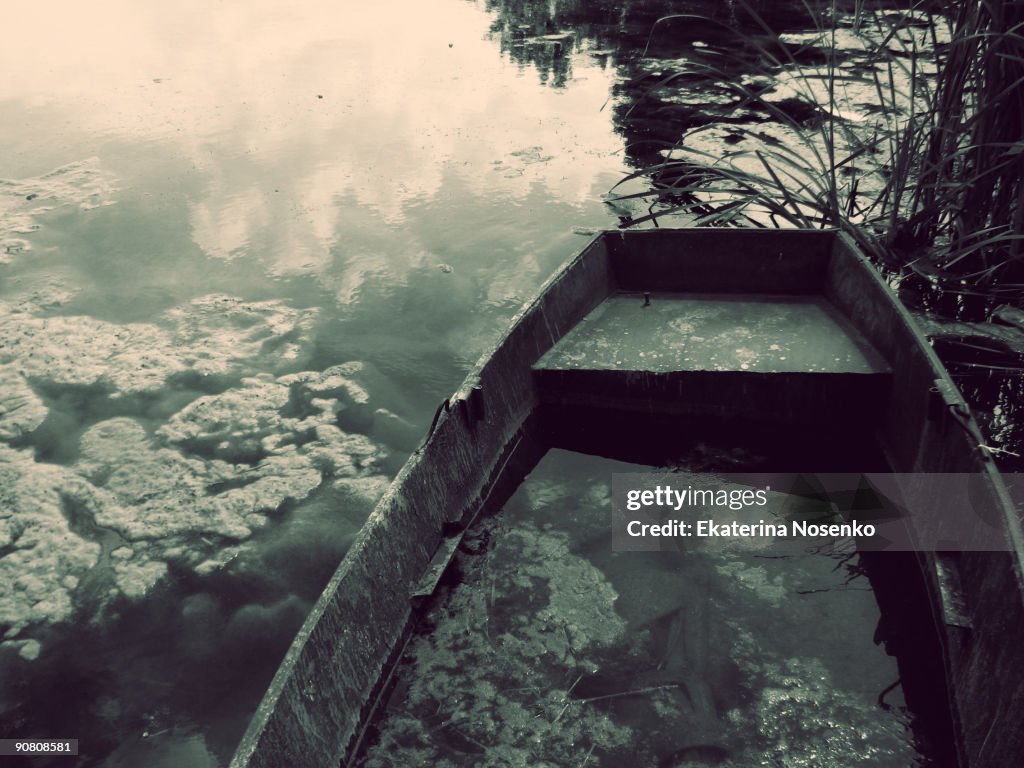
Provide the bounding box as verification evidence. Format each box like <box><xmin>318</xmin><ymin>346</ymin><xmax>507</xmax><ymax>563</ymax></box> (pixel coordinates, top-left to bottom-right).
<box><xmin>610</xmin><ymin>0</ymin><xmax>1023</xmax><ymax>315</ymax></box>
<box><xmin>903</xmin><ymin>1</ymin><xmax>1024</xmax><ymax>306</ymax></box>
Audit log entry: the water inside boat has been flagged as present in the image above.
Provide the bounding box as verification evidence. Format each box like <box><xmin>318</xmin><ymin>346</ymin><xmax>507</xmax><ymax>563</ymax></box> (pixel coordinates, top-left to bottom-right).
<box><xmin>354</xmin><ymin>444</ymin><xmax>931</xmax><ymax>767</ymax></box>
<box><xmin>535</xmin><ymin>292</ymin><xmax>889</xmax><ymax>374</ymax></box>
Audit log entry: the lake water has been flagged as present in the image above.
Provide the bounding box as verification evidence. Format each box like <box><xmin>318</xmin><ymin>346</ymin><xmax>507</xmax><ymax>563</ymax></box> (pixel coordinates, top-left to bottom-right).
<box><xmin>0</xmin><ymin>2</ymin><xmax>635</xmax><ymax>765</ymax></box>
<box><xmin>357</xmin><ymin>449</ymin><xmax>922</xmax><ymax>768</ymax></box>
<box><xmin>0</xmin><ymin>1</ymin><xmax>955</xmax><ymax>766</ymax></box>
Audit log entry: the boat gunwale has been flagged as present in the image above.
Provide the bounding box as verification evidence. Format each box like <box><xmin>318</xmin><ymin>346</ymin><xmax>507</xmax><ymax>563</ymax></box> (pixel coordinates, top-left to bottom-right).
<box><xmin>829</xmin><ymin>231</ymin><xmax>1023</xmax><ymax>560</ymax></box>
<box><xmin>230</xmin><ymin>227</ymin><xmax>1023</xmax><ymax>768</ymax></box>
<box><xmin>827</xmin><ymin>231</ymin><xmax>1024</xmax><ymax>768</ymax></box>
<box><xmin>229</xmin><ymin>232</ymin><xmax>615</xmax><ymax>768</ymax></box>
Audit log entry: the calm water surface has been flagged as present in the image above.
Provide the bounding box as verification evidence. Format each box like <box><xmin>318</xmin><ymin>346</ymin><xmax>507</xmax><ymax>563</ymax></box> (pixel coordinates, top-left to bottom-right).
<box><xmin>0</xmin><ymin>2</ymin><xmax>632</xmax><ymax>765</ymax></box>
<box><xmin>0</xmin><ymin>1</ymin><xmax>940</xmax><ymax>766</ymax></box>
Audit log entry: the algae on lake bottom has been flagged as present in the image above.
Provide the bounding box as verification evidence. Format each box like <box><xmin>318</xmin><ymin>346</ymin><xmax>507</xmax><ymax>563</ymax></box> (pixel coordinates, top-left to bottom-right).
<box><xmin>360</xmin><ymin>453</ymin><xmax>922</xmax><ymax>767</ymax></box>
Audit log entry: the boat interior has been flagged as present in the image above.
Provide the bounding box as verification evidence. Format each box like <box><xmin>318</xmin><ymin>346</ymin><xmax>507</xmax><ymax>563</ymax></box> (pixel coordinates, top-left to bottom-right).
<box><xmin>513</xmin><ymin>229</ymin><xmax>904</xmax><ymax>434</ymax></box>
<box><xmin>233</xmin><ymin>230</ymin><xmax>1021</xmax><ymax>768</ymax></box>
<box><xmin>350</xmin><ymin>413</ymin><xmax>957</xmax><ymax>767</ymax></box>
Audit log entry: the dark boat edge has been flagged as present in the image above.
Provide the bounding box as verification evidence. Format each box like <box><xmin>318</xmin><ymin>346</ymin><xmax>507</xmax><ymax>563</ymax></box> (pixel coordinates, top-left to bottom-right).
<box><xmin>228</xmin><ymin>232</ymin><xmax>614</xmax><ymax>768</ymax></box>
<box><xmin>228</xmin><ymin>229</ymin><xmax>1024</xmax><ymax>768</ymax></box>
<box><xmin>826</xmin><ymin>232</ymin><xmax>1024</xmax><ymax>767</ymax></box>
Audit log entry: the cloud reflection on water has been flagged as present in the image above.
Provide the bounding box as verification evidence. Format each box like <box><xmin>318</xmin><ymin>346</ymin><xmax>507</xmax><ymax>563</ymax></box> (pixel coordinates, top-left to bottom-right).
<box><xmin>0</xmin><ymin>4</ymin><xmax>629</xmax><ymax>763</ymax></box>
<box><xmin>3</xmin><ymin>1</ymin><xmax>622</xmax><ymax>285</ymax></box>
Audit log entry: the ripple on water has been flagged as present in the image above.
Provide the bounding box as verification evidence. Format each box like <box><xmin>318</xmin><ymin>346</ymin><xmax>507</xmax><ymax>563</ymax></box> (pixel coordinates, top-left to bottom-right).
<box><xmin>0</xmin><ymin>159</ymin><xmax>118</xmax><ymax>262</ymax></box>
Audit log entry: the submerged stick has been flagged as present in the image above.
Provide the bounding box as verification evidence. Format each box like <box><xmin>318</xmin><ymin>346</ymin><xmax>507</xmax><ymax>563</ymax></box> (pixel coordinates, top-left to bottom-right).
<box><xmin>576</xmin><ymin>683</ymin><xmax>682</xmax><ymax>704</ymax></box>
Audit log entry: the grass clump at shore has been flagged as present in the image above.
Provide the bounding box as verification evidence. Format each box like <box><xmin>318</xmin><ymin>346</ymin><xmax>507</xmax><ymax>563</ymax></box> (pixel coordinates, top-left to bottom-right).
<box><xmin>610</xmin><ymin>0</ymin><xmax>1023</xmax><ymax>318</ymax></box>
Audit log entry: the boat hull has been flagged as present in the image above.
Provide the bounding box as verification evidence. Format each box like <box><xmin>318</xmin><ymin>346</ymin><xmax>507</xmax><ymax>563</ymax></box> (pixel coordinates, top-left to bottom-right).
<box><xmin>230</xmin><ymin>229</ymin><xmax>1022</xmax><ymax>768</ymax></box>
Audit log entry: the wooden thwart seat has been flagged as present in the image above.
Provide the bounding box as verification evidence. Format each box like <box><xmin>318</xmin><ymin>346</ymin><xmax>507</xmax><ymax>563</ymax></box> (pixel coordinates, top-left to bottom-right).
<box><xmin>533</xmin><ymin>291</ymin><xmax>892</xmax><ymax>425</ymax></box>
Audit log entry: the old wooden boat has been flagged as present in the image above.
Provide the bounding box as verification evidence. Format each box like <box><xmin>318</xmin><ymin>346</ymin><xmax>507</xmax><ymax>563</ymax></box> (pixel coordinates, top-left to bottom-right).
<box><xmin>230</xmin><ymin>228</ymin><xmax>1023</xmax><ymax>768</ymax></box>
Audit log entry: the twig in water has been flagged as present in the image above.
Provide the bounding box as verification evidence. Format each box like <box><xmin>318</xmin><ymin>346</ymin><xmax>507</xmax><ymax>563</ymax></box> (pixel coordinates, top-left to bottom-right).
<box><xmin>579</xmin><ymin>744</ymin><xmax>596</xmax><ymax>767</ymax></box>
<box><xmin>553</xmin><ymin>673</ymin><xmax>585</xmax><ymax>724</ymax></box>
<box><xmin>576</xmin><ymin>683</ymin><xmax>680</xmax><ymax>704</ymax></box>
<box><xmin>446</xmin><ymin>724</ymin><xmax>489</xmax><ymax>752</ymax></box>
<box><xmin>561</xmin><ymin>623</ymin><xmax>578</xmax><ymax>662</ymax></box>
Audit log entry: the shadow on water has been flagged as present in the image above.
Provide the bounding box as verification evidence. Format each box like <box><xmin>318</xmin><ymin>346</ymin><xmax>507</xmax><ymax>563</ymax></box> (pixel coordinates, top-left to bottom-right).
<box><xmin>2</xmin><ymin>583</ymin><xmax>306</xmax><ymax>766</ymax></box>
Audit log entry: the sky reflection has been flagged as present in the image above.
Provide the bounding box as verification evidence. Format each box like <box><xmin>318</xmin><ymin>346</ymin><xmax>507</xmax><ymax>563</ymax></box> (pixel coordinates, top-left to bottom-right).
<box><xmin>0</xmin><ymin>8</ymin><xmax>631</xmax><ymax>759</ymax></box>
<box><xmin>2</xmin><ymin>0</ymin><xmax>623</xmax><ymax>285</ymax></box>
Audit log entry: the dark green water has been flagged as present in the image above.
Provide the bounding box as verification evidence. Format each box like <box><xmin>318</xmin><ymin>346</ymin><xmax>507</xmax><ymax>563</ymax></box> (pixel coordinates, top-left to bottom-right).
<box><xmin>0</xmin><ymin>3</ymin><xmax>627</xmax><ymax>764</ymax></box>
<box><xmin>359</xmin><ymin>449</ymin><xmax>923</xmax><ymax>767</ymax></box>
<box><xmin>0</xmin><ymin>1</ymin><xmax>980</xmax><ymax>766</ymax></box>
